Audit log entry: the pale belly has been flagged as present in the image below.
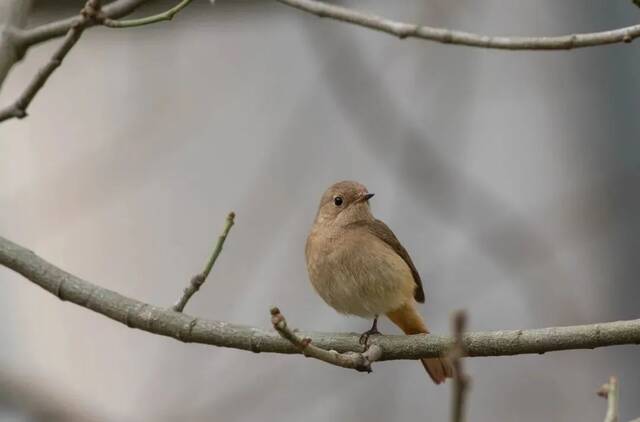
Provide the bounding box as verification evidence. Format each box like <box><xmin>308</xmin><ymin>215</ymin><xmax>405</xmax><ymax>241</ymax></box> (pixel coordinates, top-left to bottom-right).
<box><xmin>307</xmin><ymin>235</ymin><xmax>415</xmax><ymax>318</ymax></box>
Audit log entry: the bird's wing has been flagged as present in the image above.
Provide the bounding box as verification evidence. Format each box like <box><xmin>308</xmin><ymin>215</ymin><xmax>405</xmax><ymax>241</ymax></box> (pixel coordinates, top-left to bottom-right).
<box><xmin>349</xmin><ymin>219</ymin><xmax>426</xmax><ymax>303</ymax></box>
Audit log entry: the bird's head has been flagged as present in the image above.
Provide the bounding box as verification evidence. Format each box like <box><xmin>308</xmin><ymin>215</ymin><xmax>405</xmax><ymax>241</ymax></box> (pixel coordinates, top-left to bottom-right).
<box><xmin>314</xmin><ymin>180</ymin><xmax>375</xmax><ymax>227</ymax></box>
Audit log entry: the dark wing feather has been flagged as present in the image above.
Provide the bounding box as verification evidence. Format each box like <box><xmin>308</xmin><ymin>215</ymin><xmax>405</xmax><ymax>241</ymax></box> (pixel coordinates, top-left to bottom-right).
<box><xmin>350</xmin><ymin>219</ymin><xmax>426</xmax><ymax>303</ymax></box>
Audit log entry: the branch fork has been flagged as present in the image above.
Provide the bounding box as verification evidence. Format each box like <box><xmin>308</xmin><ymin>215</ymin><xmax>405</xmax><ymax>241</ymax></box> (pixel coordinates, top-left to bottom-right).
<box><xmin>271</xmin><ymin>307</ymin><xmax>382</xmax><ymax>373</ymax></box>
<box><xmin>0</xmin><ymin>0</ymin><xmax>196</xmax><ymax>123</ymax></box>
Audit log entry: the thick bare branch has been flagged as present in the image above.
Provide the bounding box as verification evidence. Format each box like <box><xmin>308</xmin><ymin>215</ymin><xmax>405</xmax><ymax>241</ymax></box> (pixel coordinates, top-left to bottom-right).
<box><xmin>450</xmin><ymin>311</ymin><xmax>470</xmax><ymax>422</ymax></box>
<box><xmin>276</xmin><ymin>0</ymin><xmax>640</xmax><ymax>50</ymax></box>
<box><xmin>1</xmin><ymin>234</ymin><xmax>640</xmax><ymax>360</ymax></box>
<box><xmin>173</xmin><ymin>211</ymin><xmax>235</xmax><ymax>312</ymax></box>
<box><xmin>271</xmin><ymin>307</ymin><xmax>382</xmax><ymax>372</ymax></box>
<box><xmin>598</xmin><ymin>376</ymin><xmax>619</xmax><ymax>422</ymax></box>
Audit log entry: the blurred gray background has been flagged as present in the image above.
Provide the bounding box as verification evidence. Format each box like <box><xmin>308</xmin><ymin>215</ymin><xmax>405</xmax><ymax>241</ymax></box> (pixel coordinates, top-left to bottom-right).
<box><xmin>1</xmin><ymin>0</ymin><xmax>639</xmax><ymax>421</ymax></box>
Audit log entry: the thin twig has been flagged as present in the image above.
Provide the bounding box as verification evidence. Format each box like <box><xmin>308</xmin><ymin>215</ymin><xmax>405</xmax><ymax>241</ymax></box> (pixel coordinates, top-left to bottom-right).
<box><xmin>1</xmin><ymin>0</ymin><xmax>194</xmax><ymax>123</ymax></box>
<box><xmin>14</xmin><ymin>0</ymin><xmax>152</xmax><ymax>49</ymax></box>
<box><xmin>173</xmin><ymin>211</ymin><xmax>235</xmax><ymax>312</ymax></box>
<box><xmin>103</xmin><ymin>0</ymin><xmax>194</xmax><ymax>28</ymax></box>
<box><xmin>276</xmin><ymin>0</ymin><xmax>640</xmax><ymax>50</ymax></box>
<box><xmin>1</xmin><ymin>235</ymin><xmax>640</xmax><ymax>359</ymax></box>
<box><xmin>0</xmin><ymin>0</ymin><xmax>103</xmax><ymax>122</ymax></box>
<box><xmin>450</xmin><ymin>310</ymin><xmax>470</xmax><ymax>422</ymax></box>
<box><xmin>598</xmin><ymin>376</ymin><xmax>619</xmax><ymax>422</ymax></box>
<box><xmin>270</xmin><ymin>307</ymin><xmax>382</xmax><ymax>372</ymax></box>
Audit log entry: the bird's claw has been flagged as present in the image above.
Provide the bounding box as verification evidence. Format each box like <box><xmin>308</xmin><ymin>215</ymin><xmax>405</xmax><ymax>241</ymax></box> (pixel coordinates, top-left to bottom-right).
<box><xmin>359</xmin><ymin>327</ymin><xmax>381</xmax><ymax>346</ymax></box>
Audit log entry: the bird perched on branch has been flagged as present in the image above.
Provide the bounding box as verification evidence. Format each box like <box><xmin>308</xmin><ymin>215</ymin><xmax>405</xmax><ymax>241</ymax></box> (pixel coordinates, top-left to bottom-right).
<box><xmin>305</xmin><ymin>180</ymin><xmax>453</xmax><ymax>384</ymax></box>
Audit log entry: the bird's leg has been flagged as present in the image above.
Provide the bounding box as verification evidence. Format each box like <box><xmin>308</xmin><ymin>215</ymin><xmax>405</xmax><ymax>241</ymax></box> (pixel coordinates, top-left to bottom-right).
<box><xmin>359</xmin><ymin>316</ymin><xmax>381</xmax><ymax>345</ymax></box>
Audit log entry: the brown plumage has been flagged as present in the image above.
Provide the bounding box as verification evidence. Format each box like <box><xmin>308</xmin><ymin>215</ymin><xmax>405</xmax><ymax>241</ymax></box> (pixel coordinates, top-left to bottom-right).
<box><xmin>305</xmin><ymin>180</ymin><xmax>453</xmax><ymax>384</ymax></box>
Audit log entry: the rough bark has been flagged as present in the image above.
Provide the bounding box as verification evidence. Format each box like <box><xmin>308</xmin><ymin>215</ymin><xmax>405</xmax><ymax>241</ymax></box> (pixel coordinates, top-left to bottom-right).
<box><xmin>1</xmin><ymin>235</ymin><xmax>639</xmax><ymax>361</ymax></box>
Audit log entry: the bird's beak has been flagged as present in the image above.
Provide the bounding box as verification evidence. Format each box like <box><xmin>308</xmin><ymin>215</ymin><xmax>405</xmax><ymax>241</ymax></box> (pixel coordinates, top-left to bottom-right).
<box><xmin>357</xmin><ymin>192</ymin><xmax>375</xmax><ymax>203</ymax></box>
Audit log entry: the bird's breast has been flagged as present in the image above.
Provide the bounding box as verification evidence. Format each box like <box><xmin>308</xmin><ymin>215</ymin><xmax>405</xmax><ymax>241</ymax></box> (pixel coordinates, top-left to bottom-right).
<box><xmin>305</xmin><ymin>229</ymin><xmax>415</xmax><ymax>318</ymax></box>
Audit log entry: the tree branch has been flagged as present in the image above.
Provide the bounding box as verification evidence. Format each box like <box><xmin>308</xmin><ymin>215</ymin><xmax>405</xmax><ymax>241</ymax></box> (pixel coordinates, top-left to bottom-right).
<box><xmin>450</xmin><ymin>311</ymin><xmax>470</xmax><ymax>422</ymax></box>
<box><xmin>0</xmin><ymin>0</ymin><xmax>155</xmax><ymax>123</ymax></box>
<box><xmin>173</xmin><ymin>211</ymin><xmax>235</xmax><ymax>313</ymax></box>
<box><xmin>0</xmin><ymin>0</ymin><xmax>195</xmax><ymax>123</ymax></box>
<box><xmin>1</xmin><ymin>234</ymin><xmax>640</xmax><ymax>361</ymax></box>
<box><xmin>598</xmin><ymin>376</ymin><xmax>619</xmax><ymax>422</ymax></box>
<box><xmin>14</xmin><ymin>0</ymin><xmax>153</xmax><ymax>50</ymax></box>
<box><xmin>103</xmin><ymin>0</ymin><xmax>194</xmax><ymax>28</ymax></box>
<box><xmin>0</xmin><ymin>0</ymin><xmax>33</xmax><ymax>91</ymax></box>
<box><xmin>275</xmin><ymin>0</ymin><xmax>640</xmax><ymax>50</ymax></box>
<box><xmin>0</xmin><ymin>0</ymin><xmax>101</xmax><ymax>123</ymax></box>
<box><xmin>271</xmin><ymin>307</ymin><xmax>382</xmax><ymax>372</ymax></box>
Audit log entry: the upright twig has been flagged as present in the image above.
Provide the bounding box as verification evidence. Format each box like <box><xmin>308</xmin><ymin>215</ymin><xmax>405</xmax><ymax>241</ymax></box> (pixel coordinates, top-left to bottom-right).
<box><xmin>598</xmin><ymin>376</ymin><xmax>619</xmax><ymax>422</ymax></box>
<box><xmin>270</xmin><ymin>307</ymin><xmax>382</xmax><ymax>372</ymax></box>
<box><xmin>450</xmin><ymin>310</ymin><xmax>470</xmax><ymax>422</ymax></box>
<box><xmin>0</xmin><ymin>0</ymin><xmax>103</xmax><ymax>122</ymax></box>
<box><xmin>103</xmin><ymin>0</ymin><xmax>194</xmax><ymax>28</ymax></box>
<box><xmin>173</xmin><ymin>211</ymin><xmax>235</xmax><ymax>312</ymax></box>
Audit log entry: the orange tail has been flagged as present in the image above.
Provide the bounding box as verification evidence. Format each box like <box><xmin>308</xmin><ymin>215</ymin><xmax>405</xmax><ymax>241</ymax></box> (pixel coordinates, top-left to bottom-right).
<box><xmin>386</xmin><ymin>302</ymin><xmax>454</xmax><ymax>384</ymax></box>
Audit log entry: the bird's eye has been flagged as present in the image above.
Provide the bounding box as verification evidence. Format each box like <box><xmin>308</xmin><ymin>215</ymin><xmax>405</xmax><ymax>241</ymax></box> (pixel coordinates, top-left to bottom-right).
<box><xmin>334</xmin><ymin>196</ymin><xmax>343</xmax><ymax>206</ymax></box>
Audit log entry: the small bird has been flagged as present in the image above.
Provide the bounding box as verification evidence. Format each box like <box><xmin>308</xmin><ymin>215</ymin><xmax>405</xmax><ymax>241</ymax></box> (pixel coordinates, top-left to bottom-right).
<box><xmin>305</xmin><ymin>180</ymin><xmax>453</xmax><ymax>384</ymax></box>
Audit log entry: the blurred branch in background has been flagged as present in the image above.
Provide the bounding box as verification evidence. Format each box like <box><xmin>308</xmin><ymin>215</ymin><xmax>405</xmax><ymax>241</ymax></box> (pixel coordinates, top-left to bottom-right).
<box><xmin>0</xmin><ymin>0</ymin><xmax>33</xmax><ymax>90</ymax></box>
<box><xmin>0</xmin><ymin>0</ymin><xmax>151</xmax><ymax>81</ymax></box>
<box><xmin>276</xmin><ymin>0</ymin><xmax>640</xmax><ymax>50</ymax></box>
<box><xmin>1</xmin><ymin>0</ymin><xmax>639</xmax><ymax>125</ymax></box>
<box><xmin>0</xmin><ymin>234</ymin><xmax>639</xmax><ymax>361</ymax></box>
<box><xmin>0</xmin><ymin>0</ymin><xmax>194</xmax><ymax>122</ymax></box>
<box><xmin>0</xmin><ymin>368</ymin><xmax>99</xmax><ymax>421</ymax></box>
<box><xmin>0</xmin><ymin>0</ymin><xmax>100</xmax><ymax>122</ymax></box>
